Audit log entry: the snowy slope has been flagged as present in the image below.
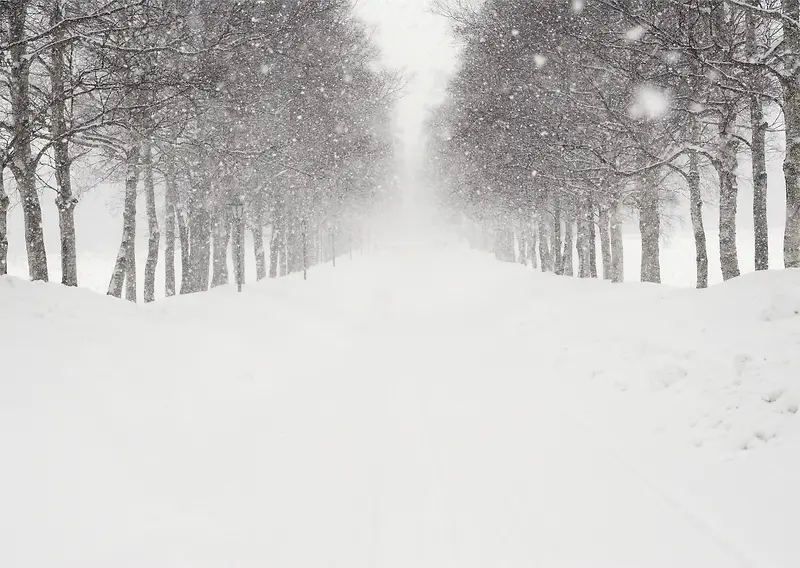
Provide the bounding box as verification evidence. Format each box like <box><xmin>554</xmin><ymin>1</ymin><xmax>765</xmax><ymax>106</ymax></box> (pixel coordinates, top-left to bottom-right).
<box><xmin>1</xmin><ymin>245</ymin><xmax>799</xmax><ymax>567</ymax></box>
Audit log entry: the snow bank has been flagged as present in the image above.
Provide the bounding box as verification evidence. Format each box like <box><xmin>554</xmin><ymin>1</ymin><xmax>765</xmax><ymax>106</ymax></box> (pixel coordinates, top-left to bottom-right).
<box><xmin>1</xmin><ymin>250</ymin><xmax>798</xmax><ymax>567</ymax></box>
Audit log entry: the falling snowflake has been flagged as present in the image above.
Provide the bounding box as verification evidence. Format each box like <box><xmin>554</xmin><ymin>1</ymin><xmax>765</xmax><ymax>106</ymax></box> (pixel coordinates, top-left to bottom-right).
<box><xmin>625</xmin><ymin>26</ymin><xmax>645</xmax><ymax>41</ymax></box>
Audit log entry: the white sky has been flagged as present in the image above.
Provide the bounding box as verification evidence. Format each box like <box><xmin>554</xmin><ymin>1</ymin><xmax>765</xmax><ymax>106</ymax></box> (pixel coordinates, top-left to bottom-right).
<box><xmin>355</xmin><ymin>0</ymin><xmax>460</xmax><ymax>168</ymax></box>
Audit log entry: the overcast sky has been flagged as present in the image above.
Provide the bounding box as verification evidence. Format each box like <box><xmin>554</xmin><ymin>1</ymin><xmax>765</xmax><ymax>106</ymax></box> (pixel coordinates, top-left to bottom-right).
<box><xmin>355</xmin><ymin>0</ymin><xmax>460</xmax><ymax>165</ymax></box>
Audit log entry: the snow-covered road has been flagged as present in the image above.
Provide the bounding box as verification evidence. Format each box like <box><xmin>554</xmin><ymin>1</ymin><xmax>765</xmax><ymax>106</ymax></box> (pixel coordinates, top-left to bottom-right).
<box><xmin>2</xmin><ymin>244</ymin><xmax>799</xmax><ymax>567</ymax></box>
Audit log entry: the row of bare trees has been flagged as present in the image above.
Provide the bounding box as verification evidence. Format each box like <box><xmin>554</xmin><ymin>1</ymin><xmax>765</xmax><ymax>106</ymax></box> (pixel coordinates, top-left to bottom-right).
<box><xmin>429</xmin><ymin>0</ymin><xmax>799</xmax><ymax>286</ymax></box>
<box><xmin>1</xmin><ymin>0</ymin><xmax>398</xmax><ymax>300</ymax></box>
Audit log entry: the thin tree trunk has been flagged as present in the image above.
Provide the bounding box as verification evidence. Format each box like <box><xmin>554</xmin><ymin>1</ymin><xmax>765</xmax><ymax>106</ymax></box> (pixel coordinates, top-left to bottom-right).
<box><xmin>49</xmin><ymin>1</ymin><xmax>77</xmax><ymax>287</ymax></box>
<box><xmin>598</xmin><ymin>206</ymin><xmax>612</xmax><ymax>280</ymax></box>
<box><xmin>233</xmin><ymin>214</ymin><xmax>245</xmax><ymax>289</ymax></box>
<box><xmin>177</xmin><ymin>209</ymin><xmax>191</xmax><ymax>294</ymax></box>
<box><xmin>0</xmin><ymin>168</ymin><xmax>8</xmax><ymax>276</ymax></box>
<box><xmin>108</xmin><ymin>141</ymin><xmax>140</xmax><ymax>300</ymax></box>
<box><xmin>781</xmin><ymin>3</ymin><xmax>800</xmax><ymax>268</ymax></box>
<box><xmin>751</xmin><ymin>97</ymin><xmax>769</xmax><ymax>270</ymax></box>
<box><xmin>164</xmin><ymin>154</ymin><xmax>177</xmax><ymax>297</ymax></box>
<box><xmin>188</xmin><ymin>201</ymin><xmax>212</xmax><ymax>293</ymax></box>
<box><xmin>211</xmin><ymin>210</ymin><xmax>231</xmax><ymax>288</ymax></box>
<box><xmin>638</xmin><ymin>177</ymin><xmax>661</xmax><ymax>283</ymax></box>
<box><xmin>562</xmin><ymin>212</ymin><xmax>574</xmax><ymax>276</ymax></box>
<box><xmin>783</xmin><ymin>88</ymin><xmax>800</xmax><ymax>266</ymax></box>
<box><xmin>282</xmin><ymin>223</ymin><xmax>290</xmax><ymax>276</ymax></box>
<box><xmin>269</xmin><ymin>206</ymin><xmax>282</xmax><ymax>278</ymax></box>
<box><xmin>576</xmin><ymin>205</ymin><xmax>587</xmax><ymax>278</ymax></box>
<box><xmin>529</xmin><ymin>214</ymin><xmax>538</xmax><ymax>269</ymax></box>
<box><xmin>587</xmin><ymin>198</ymin><xmax>597</xmax><ymax>278</ymax></box>
<box><xmin>715</xmin><ymin>115</ymin><xmax>741</xmax><ymax>281</ymax></box>
<box><xmin>332</xmin><ymin>227</ymin><xmax>337</xmax><ymax>267</ymax></box>
<box><xmin>8</xmin><ymin>1</ymin><xmax>48</xmax><ymax>282</ymax></box>
<box><xmin>516</xmin><ymin>216</ymin><xmax>528</xmax><ymax>265</ymax></box>
<box><xmin>746</xmin><ymin>7</ymin><xmax>769</xmax><ymax>271</ymax></box>
<box><xmin>142</xmin><ymin>138</ymin><xmax>160</xmax><ymax>303</ymax></box>
<box><xmin>553</xmin><ymin>194</ymin><xmax>563</xmax><ymax>275</ymax></box>
<box><xmin>253</xmin><ymin>224</ymin><xmax>267</xmax><ymax>280</ymax></box>
<box><xmin>609</xmin><ymin>200</ymin><xmax>625</xmax><ymax>283</ymax></box>
<box><xmin>688</xmin><ymin>149</ymin><xmax>709</xmax><ymax>289</ymax></box>
<box><xmin>538</xmin><ymin>209</ymin><xmax>552</xmax><ymax>272</ymax></box>
<box><xmin>302</xmin><ymin>218</ymin><xmax>308</xmax><ymax>280</ymax></box>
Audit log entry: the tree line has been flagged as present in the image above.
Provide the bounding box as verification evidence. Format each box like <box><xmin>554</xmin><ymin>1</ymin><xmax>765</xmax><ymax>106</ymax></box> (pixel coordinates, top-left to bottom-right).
<box><xmin>428</xmin><ymin>0</ymin><xmax>798</xmax><ymax>286</ymax></box>
<box><xmin>1</xmin><ymin>0</ymin><xmax>398</xmax><ymax>300</ymax></box>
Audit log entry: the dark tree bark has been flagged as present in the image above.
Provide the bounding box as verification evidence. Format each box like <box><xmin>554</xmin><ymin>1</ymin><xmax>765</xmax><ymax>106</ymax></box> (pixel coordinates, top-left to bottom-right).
<box><xmin>598</xmin><ymin>206</ymin><xmax>612</xmax><ymax>280</ymax></box>
<box><xmin>211</xmin><ymin>210</ymin><xmax>231</xmax><ymax>288</ymax></box>
<box><xmin>49</xmin><ymin>0</ymin><xmax>77</xmax><ymax>287</ymax></box>
<box><xmin>562</xmin><ymin>213</ymin><xmax>574</xmax><ymax>276</ymax></box>
<box><xmin>638</xmin><ymin>178</ymin><xmax>661</xmax><ymax>284</ymax></box>
<box><xmin>537</xmin><ymin>209</ymin><xmax>552</xmax><ymax>272</ymax></box>
<box><xmin>164</xmin><ymin>153</ymin><xmax>178</xmax><ymax>297</ymax></box>
<box><xmin>108</xmin><ymin>141</ymin><xmax>140</xmax><ymax>301</ymax></box>
<box><xmin>177</xmin><ymin>209</ymin><xmax>191</xmax><ymax>294</ymax></box>
<box><xmin>253</xmin><ymin>224</ymin><xmax>267</xmax><ymax>280</ymax></box>
<box><xmin>0</xmin><ymin>168</ymin><xmax>8</xmax><ymax>276</ymax></box>
<box><xmin>688</xmin><ymin>149</ymin><xmax>709</xmax><ymax>289</ymax></box>
<box><xmin>8</xmin><ymin>2</ymin><xmax>48</xmax><ymax>282</ymax></box>
<box><xmin>609</xmin><ymin>201</ymin><xmax>625</xmax><ymax>283</ymax></box>
<box><xmin>783</xmin><ymin>0</ymin><xmax>800</xmax><ymax>267</ymax></box>
<box><xmin>142</xmin><ymin>139</ymin><xmax>160</xmax><ymax>303</ymax></box>
<box><xmin>587</xmin><ymin>199</ymin><xmax>597</xmax><ymax>278</ymax></box>
<box><xmin>715</xmin><ymin>114</ymin><xmax>741</xmax><ymax>281</ymax></box>
<box><xmin>187</xmin><ymin>203</ymin><xmax>212</xmax><ymax>293</ymax></box>
<box><xmin>552</xmin><ymin>195</ymin><xmax>563</xmax><ymax>275</ymax></box>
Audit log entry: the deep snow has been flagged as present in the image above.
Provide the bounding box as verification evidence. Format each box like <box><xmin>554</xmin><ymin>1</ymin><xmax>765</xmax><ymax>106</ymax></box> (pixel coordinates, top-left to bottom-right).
<box><xmin>2</xmin><ymin>243</ymin><xmax>799</xmax><ymax>567</ymax></box>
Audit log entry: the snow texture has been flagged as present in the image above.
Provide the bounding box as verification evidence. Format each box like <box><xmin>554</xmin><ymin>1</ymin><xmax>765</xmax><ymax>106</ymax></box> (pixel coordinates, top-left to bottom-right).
<box><xmin>1</xmin><ymin>242</ymin><xmax>799</xmax><ymax>567</ymax></box>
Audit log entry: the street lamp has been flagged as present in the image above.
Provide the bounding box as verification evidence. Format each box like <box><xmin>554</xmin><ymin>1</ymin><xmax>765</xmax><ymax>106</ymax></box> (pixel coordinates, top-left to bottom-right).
<box><xmin>230</xmin><ymin>196</ymin><xmax>245</xmax><ymax>292</ymax></box>
<box><xmin>231</xmin><ymin>196</ymin><xmax>245</xmax><ymax>223</ymax></box>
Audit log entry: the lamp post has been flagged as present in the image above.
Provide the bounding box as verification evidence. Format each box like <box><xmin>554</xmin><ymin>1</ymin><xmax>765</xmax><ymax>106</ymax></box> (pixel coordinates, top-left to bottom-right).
<box><xmin>231</xmin><ymin>196</ymin><xmax>245</xmax><ymax>293</ymax></box>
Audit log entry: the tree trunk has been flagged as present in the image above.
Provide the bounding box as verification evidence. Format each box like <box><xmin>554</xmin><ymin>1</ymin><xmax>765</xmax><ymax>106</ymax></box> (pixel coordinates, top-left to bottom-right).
<box><xmin>516</xmin><ymin>216</ymin><xmax>528</xmax><ymax>265</ymax></box>
<box><xmin>332</xmin><ymin>227</ymin><xmax>337</xmax><ymax>267</ymax></box>
<box><xmin>211</xmin><ymin>210</ymin><xmax>231</xmax><ymax>288</ymax></box>
<box><xmin>0</xmin><ymin>168</ymin><xmax>8</xmax><ymax>276</ymax></box>
<box><xmin>233</xmin><ymin>215</ymin><xmax>245</xmax><ymax>290</ymax></box>
<box><xmin>751</xmin><ymin>96</ymin><xmax>769</xmax><ymax>270</ymax></box>
<box><xmin>253</xmin><ymin>224</ymin><xmax>267</xmax><ymax>280</ymax></box>
<box><xmin>562</xmin><ymin>213</ymin><xmax>574</xmax><ymax>276</ymax></box>
<box><xmin>282</xmin><ymin>222</ymin><xmax>291</xmax><ymax>276</ymax></box>
<box><xmin>164</xmin><ymin>154</ymin><xmax>177</xmax><ymax>297</ymax></box>
<box><xmin>529</xmin><ymin>214</ymin><xmax>538</xmax><ymax>269</ymax></box>
<box><xmin>187</xmin><ymin>202</ymin><xmax>212</xmax><ymax>293</ymax></box>
<box><xmin>638</xmin><ymin>177</ymin><xmax>661</xmax><ymax>283</ymax></box>
<box><xmin>302</xmin><ymin>218</ymin><xmax>308</xmax><ymax>280</ymax></box>
<box><xmin>537</xmin><ymin>209</ymin><xmax>552</xmax><ymax>271</ymax></box>
<box><xmin>108</xmin><ymin>141</ymin><xmax>140</xmax><ymax>301</ymax></box>
<box><xmin>8</xmin><ymin>2</ymin><xmax>48</xmax><ymax>282</ymax></box>
<box><xmin>688</xmin><ymin>150</ymin><xmax>709</xmax><ymax>289</ymax></box>
<box><xmin>576</xmin><ymin>205</ymin><xmax>587</xmax><ymax>278</ymax></box>
<box><xmin>715</xmin><ymin>114</ymin><xmax>741</xmax><ymax>281</ymax></box>
<box><xmin>49</xmin><ymin>1</ymin><xmax>77</xmax><ymax>287</ymax></box>
<box><xmin>781</xmin><ymin>12</ymin><xmax>800</xmax><ymax>268</ymax></box>
<box><xmin>598</xmin><ymin>206</ymin><xmax>612</xmax><ymax>280</ymax></box>
<box><xmin>142</xmin><ymin>139</ymin><xmax>160</xmax><ymax>303</ymax></box>
<box><xmin>552</xmin><ymin>194</ymin><xmax>563</xmax><ymax>274</ymax></box>
<box><xmin>746</xmin><ymin>6</ymin><xmax>769</xmax><ymax>271</ymax></box>
<box><xmin>177</xmin><ymin>209</ymin><xmax>191</xmax><ymax>294</ymax></box>
<box><xmin>269</xmin><ymin>208</ymin><xmax>281</xmax><ymax>278</ymax></box>
<box><xmin>609</xmin><ymin>200</ymin><xmax>625</xmax><ymax>283</ymax></box>
<box><xmin>587</xmin><ymin>198</ymin><xmax>597</xmax><ymax>278</ymax></box>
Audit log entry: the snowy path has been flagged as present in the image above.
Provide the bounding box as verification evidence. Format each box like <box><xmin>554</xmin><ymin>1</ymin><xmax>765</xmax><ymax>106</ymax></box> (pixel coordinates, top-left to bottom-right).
<box><xmin>3</xmin><ymin>244</ymin><xmax>799</xmax><ymax>567</ymax></box>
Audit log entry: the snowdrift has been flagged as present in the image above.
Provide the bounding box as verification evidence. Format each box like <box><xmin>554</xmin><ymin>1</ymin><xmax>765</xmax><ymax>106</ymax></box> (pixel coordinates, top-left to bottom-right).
<box><xmin>1</xmin><ymin>251</ymin><xmax>798</xmax><ymax>567</ymax></box>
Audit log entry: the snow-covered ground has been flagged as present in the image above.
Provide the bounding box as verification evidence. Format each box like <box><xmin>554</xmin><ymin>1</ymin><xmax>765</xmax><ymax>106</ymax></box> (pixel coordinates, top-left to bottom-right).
<box><xmin>2</xmin><ymin>240</ymin><xmax>798</xmax><ymax>567</ymax></box>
